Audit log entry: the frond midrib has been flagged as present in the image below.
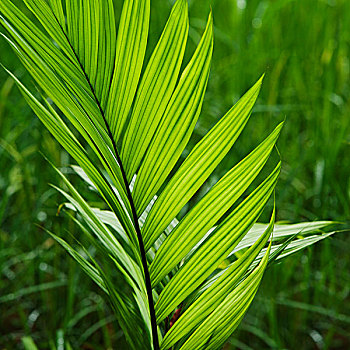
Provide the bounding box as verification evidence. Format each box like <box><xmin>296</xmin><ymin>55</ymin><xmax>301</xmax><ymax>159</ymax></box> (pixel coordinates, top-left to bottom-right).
<box><xmin>49</xmin><ymin>10</ymin><xmax>159</xmax><ymax>350</ymax></box>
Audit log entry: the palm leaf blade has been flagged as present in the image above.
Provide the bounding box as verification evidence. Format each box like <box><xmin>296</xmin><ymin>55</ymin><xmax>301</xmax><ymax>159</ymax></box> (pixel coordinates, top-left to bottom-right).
<box><xmin>160</xmin><ymin>208</ymin><xmax>275</xmax><ymax>349</ymax></box>
<box><xmin>106</xmin><ymin>0</ymin><xmax>150</xmax><ymax>141</ymax></box>
<box><xmin>149</xmin><ymin>123</ymin><xmax>283</xmax><ymax>280</ymax></box>
<box><xmin>4</xmin><ymin>69</ymin><xmax>138</xmax><ymax>245</ymax></box>
<box><xmin>121</xmin><ymin>0</ymin><xmax>189</xmax><ymax>180</ymax></box>
<box><xmin>132</xmin><ymin>13</ymin><xmax>214</xmax><ymax>215</ymax></box>
<box><xmin>180</xmin><ymin>241</ymin><xmax>272</xmax><ymax>350</ymax></box>
<box><xmin>154</xmin><ymin>163</ymin><xmax>281</xmax><ymax>322</ymax></box>
<box><xmin>142</xmin><ymin>76</ymin><xmax>264</xmax><ymax>248</ymax></box>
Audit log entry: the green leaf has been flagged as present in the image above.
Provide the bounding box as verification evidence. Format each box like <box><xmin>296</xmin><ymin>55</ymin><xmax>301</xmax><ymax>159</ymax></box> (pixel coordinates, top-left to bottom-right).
<box><xmin>22</xmin><ymin>337</ymin><xmax>39</xmax><ymax>350</ymax></box>
<box><xmin>160</xmin><ymin>208</ymin><xmax>275</xmax><ymax>349</ymax></box>
<box><xmin>230</xmin><ymin>220</ymin><xmax>333</xmax><ymax>256</ymax></box>
<box><xmin>54</xmin><ymin>211</ymin><xmax>153</xmax><ymax>349</ymax></box>
<box><xmin>1</xmin><ymin>1</ymin><xmax>337</xmax><ymax>348</ymax></box>
<box><xmin>106</xmin><ymin>0</ymin><xmax>150</xmax><ymax>141</ymax></box>
<box><xmin>142</xmin><ymin>76</ymin><xmax>264</xmax><ymax>249</ymax></box>
<box><xmin>121</xmin><ymin>0</ymin><xmax>189</xmax><ymax>181</ymax></box>
<box><xmin>4</xmin><ymin>69</ymin><xmax>136</xmax><ymax>246</ymax></box>
<box><xmin>180</xmin><ymin>241</ymin><xmax>272</xmax><ymax>350</ymax></box>
<box><xmin>65</xmin><ymin>0</ymin><xmax>99</xmax><ymax>86</ymax></box>
<box><xmin>0</xmin><ymin>1</ymin><xmax>128</xmax><ymax>200</ymax></box>
<box><xmin>132</xmin><ymin>12</ymin><xmax>214</xmax><ymax>215</ymax></box>
<box><xmin>149</xmin><ymin>123</ymin><xmax>282</xmax><ymax>281</ymax></box>
<box><xmin>196</xmin><ymin>225</ymin><xmax>336</xmax><ymax>300</ymax></box>
<box><xmin>50</xmin><ymin>165</ymin><xmax>144</xmax><ymax>287</ymax></box>
<box><xmin>154</xmin><ymin>163</ymin><xmax>280</xmax><ymax>323</ymax></box>
<box><xmin>48</xmin><ymin>0</ymin><xmax>66</xmax><ymax>31</ymax></box>
<box><xmin>45</xmin><ymin>230</ymin><xmax>108</xmax><ymax>293</ymax></box>
<box><xmin>261</xmin><ymin>231</ymin><xmax>335</xmax><ymax>264</ymax></box>
<box><xmin>65</xmin><ymin>0</ymin><xmax>116</xmax><ymax>107</ymax></box>
<box><xmin>24</xmin><ymin>0</ymin><xmax>76</xmax><ymax>61</ymax></box>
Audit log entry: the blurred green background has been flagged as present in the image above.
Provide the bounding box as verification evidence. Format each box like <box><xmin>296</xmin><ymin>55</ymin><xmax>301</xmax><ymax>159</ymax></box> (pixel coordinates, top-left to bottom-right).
<box><xmin>0</xmin><ymin>0</ymin><xmax>349</xmax><ymax>349</ymax></box>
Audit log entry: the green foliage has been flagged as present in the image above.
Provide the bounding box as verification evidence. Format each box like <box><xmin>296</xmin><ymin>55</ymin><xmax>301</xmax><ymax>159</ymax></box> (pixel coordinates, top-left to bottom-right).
<box><xmin>22</xmin><ymin>336</ymin><xmax>39</xmax><ymax>350</ymax></box>
<box><xmin>0</xmin><ymin>0</ymin><xmax>343</xmax><ymax>349</ymax></box>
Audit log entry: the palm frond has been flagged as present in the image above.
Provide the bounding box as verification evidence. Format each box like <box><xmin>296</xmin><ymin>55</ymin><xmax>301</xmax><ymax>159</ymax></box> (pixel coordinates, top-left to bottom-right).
<box><xmin>0</xmin><ymin>1</ymin><xmax>337</xmax><ymax>349</ymax></box>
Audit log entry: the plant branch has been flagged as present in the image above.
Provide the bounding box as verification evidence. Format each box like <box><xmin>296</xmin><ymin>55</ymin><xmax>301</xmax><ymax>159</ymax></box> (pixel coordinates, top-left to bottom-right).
<box><xmin>50</xmin><ymin>15</ymin><xmax>160</xmax><ymax>350</ymax></box>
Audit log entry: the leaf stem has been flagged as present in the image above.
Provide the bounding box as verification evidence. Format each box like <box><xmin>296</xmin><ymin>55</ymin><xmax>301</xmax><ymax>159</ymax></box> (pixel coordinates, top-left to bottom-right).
<box><xmin>115</xmin><ymin>136</ymin><xmax>160</xmax><ymax>350</ymax></box>
<box><xmin>51</xmin><ymin>15</ymin><xmax>159</xmax><ymax>350</ymax></box>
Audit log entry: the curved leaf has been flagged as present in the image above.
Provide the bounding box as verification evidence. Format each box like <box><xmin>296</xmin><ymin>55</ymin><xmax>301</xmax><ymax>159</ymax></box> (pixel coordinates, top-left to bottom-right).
<box><xmin>142</xmin><ymin>76</ymin><xmax>264</xmax><ymax>248</ymax></box>
<box><xmin>106</xmin><ymin>0</ymin><xmax>150</xmax><ymax>141</ymax></box>
<box><xmin>160</xmin><ymin>208</ymin><xmax>275</xmax><ymax>349</ymax></box>
<box><xmin>154</xmin><ymin>163</ymin><xmax>281</xmax><ymax>322</ymax></box>
<box><xmin>150</xmin><ymin>123</ymin><xmax>283</xmax><ymax>280</ymax></box>
<box><xmin>132</xmin><ymin>12</ymin><xmax>214</xmax><ymax>215</ymax></box>
<box><xmin>180</xmin><ymin>241</ymin><xmax>272</xmax><ymax>350</ymax></box>
<box><xmin>121</xmin><ymin>0</ymin><xmax>189</xmax><ymax>181</ymax></box>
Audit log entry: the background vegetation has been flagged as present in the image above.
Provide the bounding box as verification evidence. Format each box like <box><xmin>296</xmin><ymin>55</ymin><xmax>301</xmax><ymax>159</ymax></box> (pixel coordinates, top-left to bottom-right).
<box><xmin>0</xmin><ymin>0</ymin><xmax>349</xmax><ymax>348</ymax></box>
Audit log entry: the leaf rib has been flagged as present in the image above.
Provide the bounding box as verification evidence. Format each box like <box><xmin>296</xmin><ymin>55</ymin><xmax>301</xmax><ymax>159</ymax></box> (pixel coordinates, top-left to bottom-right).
<box><xmin>45</xmin><ymin>5</ymin><xmax>160</xmax><ymax>348</ymax></box>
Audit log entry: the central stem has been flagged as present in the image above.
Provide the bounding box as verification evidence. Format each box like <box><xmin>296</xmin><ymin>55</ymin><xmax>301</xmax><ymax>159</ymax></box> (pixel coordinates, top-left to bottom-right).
<box><xmin>87</xmin><ymin>80</ymin><xmax>160</xmax><ymax>350</ymax></box>
<box><xmin>54</xmin><ymin>17</ymin><xmax>160</xmax><ymax>349</ymax></box>
<box><xmin>80</xmin><ymin>63</ymin><xmax>159</xmax><ymax>350</ymax></box>
<box><xmin>115</xmin><ymin>146</ymin><xmax>160</xmax><ymax>350</ymax></box>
